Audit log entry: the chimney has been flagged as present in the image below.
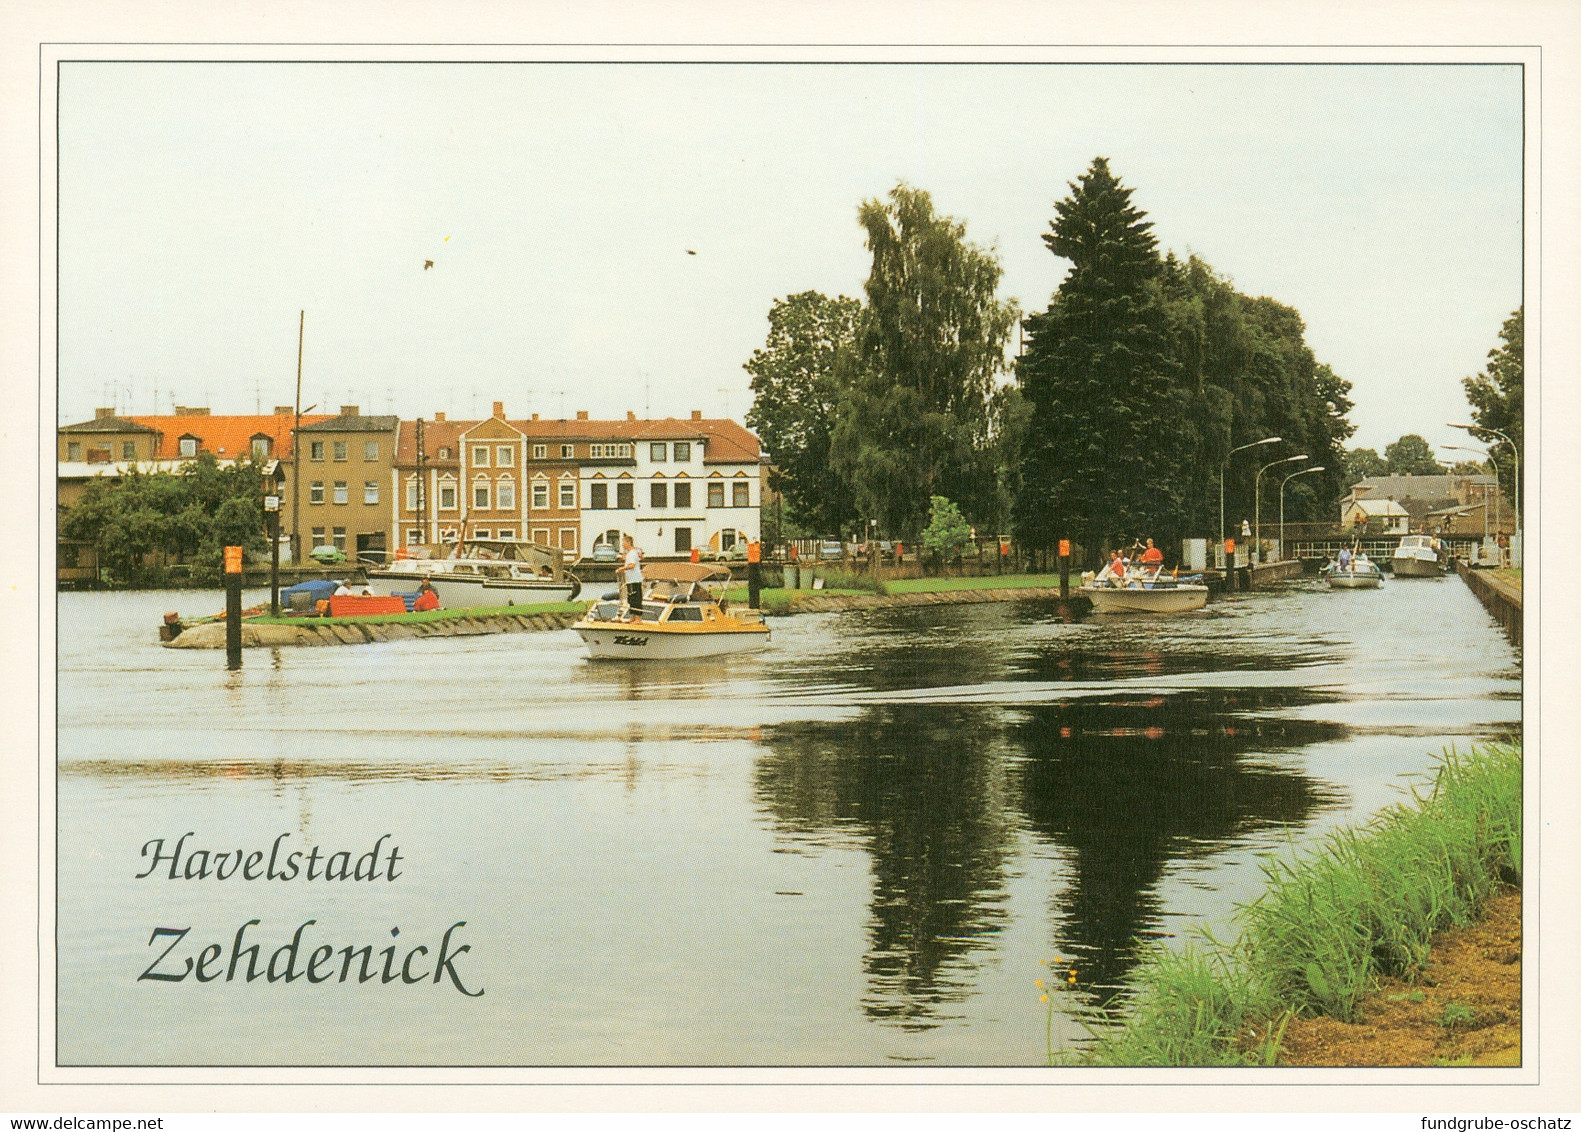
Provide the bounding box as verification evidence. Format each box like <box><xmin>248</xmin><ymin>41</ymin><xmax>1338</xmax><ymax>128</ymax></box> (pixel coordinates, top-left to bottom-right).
<box><xmin>95</xmin><ymin>407</ymin><xmax>115</xmax><ymax>419</ymax></box>
<box><xmin>627</xmin><ymin>411</ymin><xmax>636</xmax><ymax>421</ymax></box>
<box><xmin>576</xmin><ymin>410</ymin><xmax>589</xmax><ymax>421</ymax></box>
<box><xmin>339</xmin><ymin>405</ymin><xmax>359</xmax><ymax>417</ymax></box>
<box><xmin>531</xmin><ymin>413</ymin><xmax>539</xmax><ymax>421</ymax></box>
<box><xmin>274</xmin><ymin>405</ymin><xmax>293</xmax><ymax>416</ymax></box>
<box><xmin>493</xmin><ymin>401</ymin><xmax>505</xmax><ymax>419</ymax></box>
<box><xmin>435</xmin><ymin>412</ymin><xmax>446</xmax><ymax>422</ymax></box>
<box><xmin>691</xmin><ymin>410</ymin><xmax>702</xmax><ymax>421</ymax></box>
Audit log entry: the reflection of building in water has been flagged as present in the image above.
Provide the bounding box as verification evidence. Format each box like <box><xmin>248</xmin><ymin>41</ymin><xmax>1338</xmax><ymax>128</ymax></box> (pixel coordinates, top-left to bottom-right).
<box><xmin>753</xmin><ymin>689</ymin><xmax>1348</xmax><ymax>1025</ymax></box>
<box><xmin>754</xmin><ymin>705</ymin><xmax>1019</xmax><ymax>1029</ymax></box>
<box><xmin>1015</xmin><ymin>691</ymin><xmax>1346</xmax><ymax>1002</ymax></box>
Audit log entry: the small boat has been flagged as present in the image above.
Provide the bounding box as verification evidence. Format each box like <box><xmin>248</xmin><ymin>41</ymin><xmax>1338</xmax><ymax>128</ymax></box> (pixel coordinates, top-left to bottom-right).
<box><xmin>573</xmin><ymin>561</ymin><xmax>770</xmax><ymax>659</ymax></box>
<box><xmin>1081</xmin><ymin>566</ymin><xmax>1209</xmax><ymax>613</ymax></box>
<box><xmin>364</xmin><ymin>539</ymin><xmax>581</xmax><ymax>608</ymax></box>
<box><xmin>1324</xmin><ymin>554</ymin><xmax>1384</xmax><ymax>589</ymax></box>
<box><xmin>1391</xmin><ymin>534</ymin><xmax>1445</xmax><ymax>577</ymax></box>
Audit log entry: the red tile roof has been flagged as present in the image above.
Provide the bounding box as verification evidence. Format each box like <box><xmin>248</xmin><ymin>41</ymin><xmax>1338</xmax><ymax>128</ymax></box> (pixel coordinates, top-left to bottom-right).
<box><xmin>127</xmin><ymin>414</ymin><xmax>332</xmax><ymax>461</ymax></box>
<box><xmin>394</xmin><ymin>416</ymin><xmax>760</xmax><ymax>465</ymax></box>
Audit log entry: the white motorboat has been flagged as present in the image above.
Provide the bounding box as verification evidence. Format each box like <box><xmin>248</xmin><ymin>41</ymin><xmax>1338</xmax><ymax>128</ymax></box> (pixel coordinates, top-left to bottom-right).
<box><xmin>364</xmin><ymin>539</ymin><xmax>582</xmax><ymax>608</ymax></box>
<box><xmin>1324</xmin><ymin>554</ymin><xmax>1384</xmax><ymax>589</ymax></box>
<box><xmin>1081</xmin><ymin>566</ymin><xmax>1209</xmax><ymax>613</ymax></box>
<box><xmin>1391</xmin><ymin>534</ymin><xmax>1445</xmax><ymax>578</ymax></box>
<box><xmin>573</xmin><ymin>562</ymin><xmax>769</xmax><ymax>659</ymax></box>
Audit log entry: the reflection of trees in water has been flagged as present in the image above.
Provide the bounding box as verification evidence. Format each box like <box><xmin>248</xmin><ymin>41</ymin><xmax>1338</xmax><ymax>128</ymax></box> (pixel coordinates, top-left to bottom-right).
<box><xmin>1015</xmin><ymin>690</ymin><xmax>1347</xmax><ymax>1003</ymax></box>
<box><xmin>755</xmin><ymin>706</ymin><xmax>1017</xmax><ymax>1029</ymax></box>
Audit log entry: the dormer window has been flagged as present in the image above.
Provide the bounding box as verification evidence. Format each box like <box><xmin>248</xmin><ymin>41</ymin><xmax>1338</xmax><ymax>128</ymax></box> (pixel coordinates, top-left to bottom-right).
<box><xmin>251</xmin><ymin>436</ymin><xmax>272</xmax><ymax>462</ymax></box>
<box><xmin>179</xmin><ymin>436</ymin><xmax>199</xmax><ymax>458</ymax></box>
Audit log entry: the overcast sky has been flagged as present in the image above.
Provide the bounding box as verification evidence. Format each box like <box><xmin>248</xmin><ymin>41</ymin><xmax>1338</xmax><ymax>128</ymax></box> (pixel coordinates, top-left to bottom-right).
<box><xmin>56</xmin><ymin>60</ymin><xmax>1523</xmax><ymax>456</ymax></box>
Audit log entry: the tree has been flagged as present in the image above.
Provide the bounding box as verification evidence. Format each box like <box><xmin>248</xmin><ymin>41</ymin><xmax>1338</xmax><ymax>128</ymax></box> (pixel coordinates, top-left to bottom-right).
<box><xmin>829</xmin><ymin>185</ymin><xmax>1017</xmax><ymax>539</ymax></box>
<box><xmin>1462</xmin><ymin>306</ymin><xmax>1522</xmax><ymax>506</ymax></box>
<box><xmin>920</xmin><ymin>495</ymin><xmax>972</xmax><ymax>571</ymax></box>
<box><xmin>1383</xmin><ymin>434</ymin><xmax>1445</xmax><ymax>476</ymax></box>
<box><xmin>744</xmin><ymin>291</ymin><xmax>862</xmax><ymax>536</ymax></box>
<box><xmin>1014</xmin><ymin>158</ymin><xmax>1188</xmax><ymax>562</ymax></box>
<box><xmin>1448</xmin><ymin>459</ymin><xmax>1487</xmax><ymax>476</ymax></box>
<box><xmin>1343</xmin><ymin>446</ymin><xmax>1389</xmax><ymax>485</ymax></box>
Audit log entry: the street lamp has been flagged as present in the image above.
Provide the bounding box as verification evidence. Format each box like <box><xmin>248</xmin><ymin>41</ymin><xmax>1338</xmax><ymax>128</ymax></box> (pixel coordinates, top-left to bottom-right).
<box><xmin>1279</xmin><ymin>465</ymin><xmax>1325</xmax><ymax>562</ymax></box>
<box><xmin>1255</xmin><ymin>455</ymin><xmax>1307</xmax><ymax>563</ymax></box>
<box><xmin>1449</xmin><ymin>422</ymin><xmax>1520</xmax><ymax>538</ymax></box>
<box><xmin>1220</xmin><ymin>436</ymin><xmax>1281</xmax><ymax>567</ymax></box>
<box><xmin>1443</xmin><ymin>444</ymin><xmax>1500</xmax><ymax>551</ymax></box>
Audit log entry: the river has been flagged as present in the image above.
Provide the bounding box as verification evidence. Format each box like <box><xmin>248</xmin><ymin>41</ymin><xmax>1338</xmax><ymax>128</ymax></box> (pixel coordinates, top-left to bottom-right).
<box><xmin>53</xmin><ymin>575</ymin><xmax>1520</xmax><ymax>1066</ymax></box>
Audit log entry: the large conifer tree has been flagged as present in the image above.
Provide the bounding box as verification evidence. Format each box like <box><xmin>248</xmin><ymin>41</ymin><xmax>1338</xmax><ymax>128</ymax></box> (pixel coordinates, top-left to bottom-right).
<box><xmin>1014</xmin><ymin>158</ymin><xmax>1187</xmax><ymax>561</ymax></box>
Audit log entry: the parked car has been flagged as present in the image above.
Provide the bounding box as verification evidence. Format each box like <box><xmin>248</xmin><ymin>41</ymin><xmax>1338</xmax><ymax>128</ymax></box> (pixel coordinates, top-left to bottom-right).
<box><xmin>818</xmin><ymin>540</ymin><xmax>844</xmax><ymax>560</ymax></box>
<box><xmin>713</xmin><ymin>542</ymin><xmax>749</xmax><ymax>562</ymax></box>
<box><xmin>590</xmin><ymin>543</ymin><xmax>620</xmax><ymax>563</ymax></box>
<box><xmin>309</xmin><ymin>545</ymin><xmax>346</xmax><ymax>564</ymax></box>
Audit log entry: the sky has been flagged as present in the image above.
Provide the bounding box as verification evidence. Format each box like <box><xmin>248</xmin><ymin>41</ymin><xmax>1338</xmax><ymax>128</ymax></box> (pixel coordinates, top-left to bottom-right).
<box><xmin>55</xmin><ymin>60</ymin><xmax>1524</xmax><ymax>458</ymax></box>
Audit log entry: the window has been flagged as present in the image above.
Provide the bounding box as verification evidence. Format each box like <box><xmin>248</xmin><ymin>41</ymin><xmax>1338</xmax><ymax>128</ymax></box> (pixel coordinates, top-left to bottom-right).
<box><xmin>650</xmin><ymin>482</ymin><xmax>668</xmax><ymax>508</ymax></box>
<box><xmin>364</xmin><ymin>441</ymin><xmax>379</xmax><ymax>461</ymax></box>
<box><xmin>333</xmin><ymin>441</ymin><xmax>347</xmax><ymax>461</ymax></box>
<box><xmin>474</xmin><ymin>482</ymin><xmax>491</xmax><ymax>510</ymax></box>
<box><xmin>406</xmin><ymin>480</ymin><xmax>419</xmax><ymax>511</ymax></box>
<box><xmin>496</xmin><ymin>527</ymin><xmax>515</xmax><ymax>540</ymax></box>
<box><xmin>590</xmin><ymin>482</ymin><xmax>607</xmax><ymax>510</ymax></box>
<box><xmin>364</xmin><ymin>481</ymin><xmax>379</xmax><ymax>505</ymax></box>
<box><xmin>179</xmin><ymin>437</ymin><xmax>198</xmax><ymax>458</ymax></box>
<box><xmin>674</xmin><ymin>481</ymin><xmax>692</xmax><ymax>509</ymax></box>
<box><xmin>533</xmin><ymin>444</ymin><xmax>547</xmax><ymax>459</ymax></box>
<box><xmin>559</xmin><ymin>479</ymin><xmax>576</xmax><ymax>508</ymax></box>
<box><xmin>531</xmin><ymin>480</ymin><xmax>549</xmax><ymax>509</ymax></box>
<box><xmin>720</xmin><ymin>528</ymin><xmax>738</xmax><ymax>551</ymax></box>
<box><xmin>472</xmin><ymin>446</ymin><xmax>489</xmax><ymax>467</ymax></box>
<box><xmin>561</xmin><ymin>444</ymin><xmax>574</xmax><ymax>458</ymax></box>
<box><xmin>310</xmin><ymin>481</ymin><xmax>325</xmax><ymax>504</ymax></box>
<box><xmin>124</xmin><ymin>440</ymin><xmax>138</xmax><ymax>460</ymax></box>
<box><xmin>473</xmin><ymin>528</ymin><xmax>491</xmax><ymax>540</ymax></box>
<box><xmin>616</xmin><ymin>482</ymin><xmax>634</xmax><ymax>509</ymax></box>
<box><xmin>333</xmin><ymin>481</ymin><xmax>348</xmax><ymax>505</ymax></box>
<box><xmin>438</xmin><ymin>447</ymin><xmax>450</xmax><ymax>459</ymax></box>
<box><xmin>311</xmin><ymin>527</ymin><xmax>326</xmax><ymax>548</ymax></box>
<box><xmin>252</xmin><ymin>437</ymin><xmax>271</xmax><ymax>461</ymax></box>
<box><xmin>497</xmin><ymin>446</ymin><xmax>514</xmax><ymax>466</ymax></box>
<box><xmin>532</xmin><ymin>528</ymin><xmax>551</xmax><ymax>546</ymax></box>
<box><xmin>708</xmin><ymin>482</ymin><xmax>724</xmax><ymax>508</ymax></box>
<box><xmin>560</xmin><ymin>527</ymin><xmax>578</xmax><ymax>552</ymax></box>
<box><xmin>675</xmin><ymin>527</ymin><xmax>692</xmax><ymax>554</ymax></box>
<box><xmin>66</xmin><ymin>441</ymin><xmax>81</xmax><ymax>461</ymax></box>
<box><xmin>589</xmin><ymin>443</ymin><xmax>633</xmax><ymax>458</ymax></box>
<box><xmin>733</xmin><ymin>481</ymin><xmax>750</xmax><ymax>507</ymax></box>
<box><xmin>332</xmin><ymin>527</ymin><xmax>347</xmax><ymax>551</ymax></box>
<box><xmin>650</xmin><ymin>442</ymin><xmax>667</xmax><ymax>461</ymax></box>
<box><xmin>407</xmin><ymin>528</ymin><xmax>422</xmax><ymax>545</ymax></box>
<box><xmin>439</xmin><ymin>483</ymin><xmax>457</xmax><ymax>510</ymax></box>
<box><xmin>673</xmin><ymin>441</ymin><xmax>691</xmax><ymax>461</ymax></box>
<box><xmin>497</xmin><ymin>480</ymin><xmax>515</xmax><ymax>510</ymax></box>
<box><xmin>310</xmin><ymin>441</ymin><xmax>325</xmax><ymax>461</ymax></box>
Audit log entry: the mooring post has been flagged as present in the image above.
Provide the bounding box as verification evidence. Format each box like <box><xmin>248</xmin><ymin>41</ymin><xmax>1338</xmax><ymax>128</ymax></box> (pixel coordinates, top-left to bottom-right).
<box><xmin>747</xmin><ymin>540</ymin><xmax>762</xmax><ymax>609</ymax></box>
<box><xmin>1059</xmin><ymin>538</ymin><xmax>1070</xmax><ymax>600</ymax></box>
<box><xmin>224</xmin><ymin>544</ymin><xmax>243</xmax><ymax>670</ymax></box>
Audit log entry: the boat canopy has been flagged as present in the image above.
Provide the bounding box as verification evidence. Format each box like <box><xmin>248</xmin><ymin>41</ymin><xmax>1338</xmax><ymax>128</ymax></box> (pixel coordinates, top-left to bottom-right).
<box><xmin>644</xmin><ymin>562</ymin><xmax>733</xmax><ymax>584</ymax></box>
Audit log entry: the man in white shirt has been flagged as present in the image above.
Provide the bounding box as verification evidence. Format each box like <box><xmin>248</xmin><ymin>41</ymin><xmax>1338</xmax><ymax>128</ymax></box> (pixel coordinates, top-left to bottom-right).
<box><xmin>622</xmin><ymin>534</ymin><xmax>644</xmax><ymax>620</ymax></box>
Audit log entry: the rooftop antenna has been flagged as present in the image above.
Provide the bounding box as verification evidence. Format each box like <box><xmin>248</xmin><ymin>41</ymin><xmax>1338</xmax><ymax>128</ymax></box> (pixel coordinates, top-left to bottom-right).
<box><xmin>644</xmin><ymin>374</ymin><xmax>651</xmax><ymax>418</ymax></box>
<box><xmin>718</xmin><ymin>387</ymin><xmax>731</xmax><ymax>419</ymax></box>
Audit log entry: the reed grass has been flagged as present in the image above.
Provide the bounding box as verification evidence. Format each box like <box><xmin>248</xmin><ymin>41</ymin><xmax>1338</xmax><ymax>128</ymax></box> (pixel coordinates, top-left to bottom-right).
<box><xmin>1062</xmin><ymin>741</ymin><xmax>1521</xmax><ymax>1066</ymax></box>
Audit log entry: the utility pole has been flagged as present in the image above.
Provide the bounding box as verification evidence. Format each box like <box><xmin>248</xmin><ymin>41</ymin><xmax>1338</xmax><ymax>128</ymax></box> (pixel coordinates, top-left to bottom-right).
<box><xmin>291</xmin><ymin>310</ymin><xmax>304</xmax><ymax>564</ymax></box>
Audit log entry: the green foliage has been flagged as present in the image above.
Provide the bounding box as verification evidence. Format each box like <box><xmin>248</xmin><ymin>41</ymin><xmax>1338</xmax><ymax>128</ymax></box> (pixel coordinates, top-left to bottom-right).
<box><xmin>1064</xmin><ymin>742</ymin><xmax>1521</xmax><ymax>1065</ymax></box>
<box><xmin>1436</xmin><ymin>1002</ymin><xmax>1476</xmax><ymax>1029</ymax></box>
<box><xmin>1384</xmin><ymin>434</ymin><xmax>1447</xmax><ymax>476</ymax></box>
<box><xmin>1343</xmin><ymin>446</ymin><xmax>1389</xmax><ymax>485</ymax></box>
<box><xmin>920</xmin><ymin>495</ymin><xmax>972</xmax><ymax>563</ymax></box>
<box><xmin>829</xmin><ymin>184</ymin><xmax>1017</xmax><ymax>539</ymax></box>
<box><xmin>744</xmin><ymin>291</ymin><xmax>863</xmax><ymax>535</ymax></box>
<box><xmin>1462</xmin><ymin>308</ymin><xmax>1522</xmax><ymax>466</ymax></box>
<box><xmin>58</xmin><ymin>452</ymin><xmax>269</xmax><ymax>585</ymax></box>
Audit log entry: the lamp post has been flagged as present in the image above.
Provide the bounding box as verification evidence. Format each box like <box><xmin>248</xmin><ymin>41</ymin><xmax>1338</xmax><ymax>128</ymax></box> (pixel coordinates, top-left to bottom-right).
<box><xmin>1220</xmin><ymin>436</ymin><xmax>1281</xmax><ymax>568</ymax></box>
<box><xmin>1449</xmin><ymin>422</ymin><xmax>1519</xmax><ymax>538</ymax></box>
<box><xmin>1255</xmin><ymin>455</ymin><xmax>1307</xmax><ymax>563</ymax></box>
<box><xmin>1279</xmin><ymin>465</ymin><xmax>1325</xmax><ymax>562</ymax></box>
<box><xmin>1444</xmin><ymin>444</ymin><xmax>1500</xmax><ymax>557</ymax></box>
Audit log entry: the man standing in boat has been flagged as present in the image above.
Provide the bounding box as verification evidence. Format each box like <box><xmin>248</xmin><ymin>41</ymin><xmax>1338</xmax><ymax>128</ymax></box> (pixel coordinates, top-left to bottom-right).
<box><xmin>1139</xmin><ymin>538</ymin><xmax>1164</xmax><ymax>567</ymax></box>
<box><xmin>622</xmin><ymin>534</ymin><xmax>645</xmax><ymax>621</ymax></box>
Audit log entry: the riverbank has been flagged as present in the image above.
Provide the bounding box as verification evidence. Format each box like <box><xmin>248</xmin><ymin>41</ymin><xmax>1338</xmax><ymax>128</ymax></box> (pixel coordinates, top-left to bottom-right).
<box><xmin>1456</xmin><ymin>561</ymin><xmax>1523</xmax><ymax>646</ymax></box>
<box><xmin>1061</xmin><ymin>741</ymin><xmax>1521</xmax><ymax>1067</ymax></box>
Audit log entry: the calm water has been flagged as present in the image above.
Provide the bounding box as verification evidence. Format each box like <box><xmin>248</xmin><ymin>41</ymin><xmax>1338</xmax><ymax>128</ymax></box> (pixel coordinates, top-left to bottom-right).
<box><xmin>53</xmin><ymin>576</ymin><xmax>1520</xmax><ymax>1066</ymax></box>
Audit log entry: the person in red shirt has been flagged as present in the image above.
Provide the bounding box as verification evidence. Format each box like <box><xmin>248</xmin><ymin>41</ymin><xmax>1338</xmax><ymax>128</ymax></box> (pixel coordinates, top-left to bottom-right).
<box><xmin>413</xmin><ymin>579</ymin><xmax>440</xmax><ymax>612</ymax></box>
<box><xmin>1139</xmin><ymin>538</ymin><xmax>1164</xmax><ymax>566</ymax></box>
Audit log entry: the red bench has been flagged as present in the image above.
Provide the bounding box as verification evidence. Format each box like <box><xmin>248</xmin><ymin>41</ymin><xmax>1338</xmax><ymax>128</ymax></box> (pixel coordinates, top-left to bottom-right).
<box><xmin>327</xmin><ymin>594</ymin><xmax>409</xmax><ymax>618</ymax></box>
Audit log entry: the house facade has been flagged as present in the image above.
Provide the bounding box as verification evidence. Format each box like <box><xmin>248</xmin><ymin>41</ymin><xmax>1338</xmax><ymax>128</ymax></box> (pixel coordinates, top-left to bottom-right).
<box><xmin>296</xmin><ymin>407</ymin><xmax>400</xmax><ymax>560</ymax></box>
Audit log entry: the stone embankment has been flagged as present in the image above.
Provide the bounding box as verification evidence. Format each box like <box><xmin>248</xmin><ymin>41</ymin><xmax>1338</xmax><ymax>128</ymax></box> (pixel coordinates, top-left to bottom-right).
<box><xmin>773</xmin><ymin>586</ymin><xmax>1073</xmax><ymax>613</ymax></box>
<box><xmin>164</xmin><ymin>610</ymin><xmax>583</xmax><ymax>648</ymax></box>
<box><xmin>1455</xmin><ymin>561</ymin><xmax>1522</xmax><ymax>646</ymax></box>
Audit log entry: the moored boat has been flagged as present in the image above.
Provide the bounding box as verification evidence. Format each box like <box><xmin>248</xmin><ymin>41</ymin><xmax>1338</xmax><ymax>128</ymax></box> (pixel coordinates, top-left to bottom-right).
<box><xmin>1081</xmin><ymin>566</ymin><xmax>1209</xmax><ymax>613</ymax></box>
<box><xmin>573</xmin><ymin>561</ymin><xmax>769</xmax><ymax>659</ymax></box>
<box><xmin>364</xmin><ymin>539</ymin><xmax>581</xmax><ymax>607</ymax></box>
<box><xmin>1391</xmin><ymin>534</ymin><xmax>1445</xmax><ymax>577</ymax></box>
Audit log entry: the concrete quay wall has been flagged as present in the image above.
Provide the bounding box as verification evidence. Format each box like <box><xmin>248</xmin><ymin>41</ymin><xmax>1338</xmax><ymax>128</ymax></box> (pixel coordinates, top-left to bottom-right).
<box><xmin>1455</xmin><ymin>561</ymin><xmax>1523</xmax><ymax>647</ymax></box>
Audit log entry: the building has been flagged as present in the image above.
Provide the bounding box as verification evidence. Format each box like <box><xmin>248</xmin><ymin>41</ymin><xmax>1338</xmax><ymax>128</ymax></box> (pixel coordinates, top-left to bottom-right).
<box><xmin>295</xmin><ymin>407</ymin><xmax>400</xmax><ymax>561</ymax></box>
<box><xmin>1338</xmin><ymin>495</ymin><xmax>1410</xmax><ymax>534</ymax></box>
<box><xmin>1342</xmin><ymin>474</ymin><xmax>1503</xmax><ymax>531</ymax></box>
